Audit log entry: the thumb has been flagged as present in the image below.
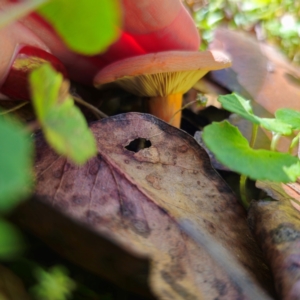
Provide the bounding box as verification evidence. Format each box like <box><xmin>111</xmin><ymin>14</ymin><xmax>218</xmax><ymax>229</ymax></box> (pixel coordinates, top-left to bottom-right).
<box><xmin>0</xmin><ymin>21</ymin><xmax>67</xmax><ymax>100</ymax></box>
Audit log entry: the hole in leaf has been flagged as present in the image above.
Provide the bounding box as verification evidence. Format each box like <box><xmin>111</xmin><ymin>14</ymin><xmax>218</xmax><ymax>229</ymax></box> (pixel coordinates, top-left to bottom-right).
<box><xmin>125</xmin><ymin>138</ymin><xmax>152</xmax><ymax>153</ymax></box>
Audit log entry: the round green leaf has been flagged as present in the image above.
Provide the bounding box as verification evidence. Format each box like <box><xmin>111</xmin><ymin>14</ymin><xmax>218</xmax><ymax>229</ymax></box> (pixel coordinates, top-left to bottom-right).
<box><xmin>0</xmin><ymin>116</ymin><xmax>33</xmax><ymax>212</ymax></box>
<box><xmin>202</xmin><ymin>121</ymin><xmax>300</xmax><ymax>182</ymax></box>
<box><xmin>38</xmin><ymin>0</ymin><xmax>121</xmax><ymax>54</ymax></box>
<box><xmin>30</xmin><ymin>64</ymin><xmax>97</xmax><ymax>165</ymax></box>
<box><xmin>218</xmin><ymin>93</ymin><xmax>293</xmax><ymax>135</ymax></box>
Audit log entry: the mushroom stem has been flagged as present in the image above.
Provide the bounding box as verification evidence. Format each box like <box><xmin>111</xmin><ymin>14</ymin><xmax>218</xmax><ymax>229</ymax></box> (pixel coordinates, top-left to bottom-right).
<box><xmin>148</xmin><ymin>93</ymin><xmax>183</xmax><ymax>127</ymax></box>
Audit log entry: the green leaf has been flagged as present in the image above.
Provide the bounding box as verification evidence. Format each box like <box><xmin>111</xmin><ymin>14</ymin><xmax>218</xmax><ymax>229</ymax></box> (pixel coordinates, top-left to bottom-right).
<box><xmin>202</xmin><ymin>121</ymin><xmax>300</xmax><ymax>182</ymax></box>
<box><xmin>38</xmin><ymin>0</ymin><xmax>121</xmax><ymax>54</ymax></box>
<box><xmin>0</xmin><ymin>116</ymin><xmax>33</xmax><ymax>212</ymax></box>
<box><xmin>218</xmin><ymin>93</ymin><xmax>293</xmax><ymax>135</ymax></box>
<box><xmin>0</xmin><ymin>220</ymin><xmax>23</xmax><ymax>260</ymax></box>
<box><xmin>30</xmin><ymin>64</ymin><xmax>97</xmax><ymax>165</ymax></box>
<box><xmin>218</xmin><ymin>93</ymin><xmax>259</xmax><ymax>123</ymax></box>
<box><xmin>259</xmin><ymin>118</ymin><xmax>292</xmax><ymax>135</ymax></box>
<box><xmin>276</xmin><ymin>108</ymin><xmax>300</xmax><ymax>130</ymax></box>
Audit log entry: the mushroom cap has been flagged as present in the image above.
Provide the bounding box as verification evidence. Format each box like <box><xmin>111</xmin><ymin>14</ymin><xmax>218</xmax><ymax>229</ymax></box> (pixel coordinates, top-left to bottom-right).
<box><xmin>94</xmin><ymin>50</ymin><xmax>232</xmax><ymax>97</ymax></box>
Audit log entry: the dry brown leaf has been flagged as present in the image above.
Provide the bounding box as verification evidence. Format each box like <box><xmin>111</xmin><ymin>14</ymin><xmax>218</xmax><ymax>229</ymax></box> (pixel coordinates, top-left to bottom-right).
<box><xmin>209</xmin><ymin>28</ymin><xmax>300</xmax><ymax>152</ymax></box>
<box><xmin>10</xmin><ymin>197</ymin><xmax>153</xmax><ymax>298</ymax></box>
<box><xmin>249</xmin><ymin>181</ymin><xmax>300</xmax><ymax>300</ymax></box>
<box><xmin>34</xmin><ymin>113</ymin><xmax>273</xmax><ymax>299</ymax></box>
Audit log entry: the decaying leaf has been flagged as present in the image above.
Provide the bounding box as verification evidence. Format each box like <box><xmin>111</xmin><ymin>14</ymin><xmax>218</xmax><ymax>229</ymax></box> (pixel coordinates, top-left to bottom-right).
<box><xmin>209</xmin><ymin>28</ymin><xmax>300</xmax><ymax>152</ymax></box>
<box><xmin>209</xmin><ymin>28</ymin><xmax>300</xmax><ymax>116</ymax></box>
<box><xmin>33</xmin><ymin>113</ymin><xmax>273</xmax><ymax>299</ymax></box>
<box><xmin>249</xmin><ymin>181</ymin><xmax>300</xmax><ymax>300</ymax></box>
<box><xmin>11</xmin><ymin>197</ymin><xmax>152</xmax><ymax>299</ymax></box>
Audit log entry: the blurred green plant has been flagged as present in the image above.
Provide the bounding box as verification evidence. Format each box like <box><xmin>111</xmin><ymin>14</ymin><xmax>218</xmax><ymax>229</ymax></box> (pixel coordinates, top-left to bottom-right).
<box><xmin>0</xmin><ymin>0</ymin><xmax>120</xmax><ymax>221</ymax></box>
<box><xmin>0</xmin><ymin>0</ymin><xmax>120</xmax><ymax>205</ymax></box>
<box><xmin>192</xmin><ymin>0</ymin><xmax>300</xmax><ymax>63</ymax></box>
<box><xmin>30</xmin><ymin>64</ymin><xmax>97</xmax><ymax>164</ymax></box>
<box><xmin>0</xmin><ymin>220</ymin><xmax>24</xmax><ymax>260</ymax></box>
<box><xmin>0</xmin><ymin>0</ymin><xmax>120</xmax><ymax>296</ymax></box>
<box><xmin>31</xmin><ymin>266</ymin><xmax>76</xmax><ymax>300</ymax></box>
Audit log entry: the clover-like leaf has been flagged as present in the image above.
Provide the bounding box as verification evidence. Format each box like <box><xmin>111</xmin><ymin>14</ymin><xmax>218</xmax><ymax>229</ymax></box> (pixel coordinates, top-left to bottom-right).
<box><xmin>30</xmin><ymin>64</ymin><xmax>96</xmax><ymax>165</ymax></box>
<box><xmin>218</xmin><ymin>93</ymin><xmax>258</xmax><ymax>124</ymax></box>
<box><xmin>202</xmin><ymin>121</ymin><xmax>300</xmax><ymax>182</ymax></box>
<box><xmin>38</xmin><ymin>0</ymin><xmax>121</xmax><ymax>54</ymax></box>
<box><xmin>218</xmin><ymin>93</ymin><xmax>293</xmax><ymax>135</ymax></box>
<box><xmin>275</xmin><ymin>108</ymin><xmax>300</xmax><ymax>130</ymax></box>
<box><xmin>0</xmin><ymin>116</ymin><xmax>33</xmax><ymax>212</ymax></box>
<box><xmin>259</xmin><ymin>118</ymin><xmax>292</xmax><ymax>135</ymax></box>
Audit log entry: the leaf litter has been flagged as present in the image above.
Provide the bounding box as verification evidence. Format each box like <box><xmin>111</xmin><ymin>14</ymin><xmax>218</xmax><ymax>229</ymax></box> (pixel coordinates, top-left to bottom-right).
<box><xmin>32</xmin><ymin>112</ymin><xmax>274</xmax><ymax>299</ymax></box>
<box><xmin>249</xmin><ymin>181</ymin><xmax>300</xmax><ymax>300</ymax></box>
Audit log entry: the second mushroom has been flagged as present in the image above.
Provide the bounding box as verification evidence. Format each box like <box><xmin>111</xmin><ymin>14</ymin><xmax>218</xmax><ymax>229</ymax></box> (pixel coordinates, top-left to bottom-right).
<box><xmin>94</xmin><ymin>50</ymin><xmax>231</xmax><ymax>128</ymax></box>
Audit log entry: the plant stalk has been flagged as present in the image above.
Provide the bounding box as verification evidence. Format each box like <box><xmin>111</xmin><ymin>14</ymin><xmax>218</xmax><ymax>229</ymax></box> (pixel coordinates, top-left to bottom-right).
<box><xmin>239</xmin><ymin>174</ymin><xmax>249</xmax><ymax>210</ymax></box>
<box><xmin>239</xmin><ymin>123</ymin><xmax>259</xmax><ymax>209</ymax></box>
<box><xmin>270</xmin><ymin>133</ymin><xmax>281</xmax><ymax>151</ymax></box>
<box><xmin>73</xmin><ymin>96</ymin><xmax>107</xmax><ymax>119</ymax></box>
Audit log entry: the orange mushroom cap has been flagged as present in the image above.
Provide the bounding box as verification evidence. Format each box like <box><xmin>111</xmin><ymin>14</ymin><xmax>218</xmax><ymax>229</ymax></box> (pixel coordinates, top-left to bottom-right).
<box><xmin>94</xmin><ymin>50</ymin><xmax>232</xmax><ymax>97</ymax></box>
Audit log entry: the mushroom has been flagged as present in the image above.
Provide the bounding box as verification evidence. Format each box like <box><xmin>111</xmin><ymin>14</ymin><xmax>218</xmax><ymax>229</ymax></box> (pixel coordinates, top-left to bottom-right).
<box><xmin>94</xmin><ymin>50</ymin><xmax>231</xmax><ymax>127</ymax></box>
<box><xmin>17</xmin><ymin>0</ymin><xmax>200</xmax><ymax>84</ymax></box>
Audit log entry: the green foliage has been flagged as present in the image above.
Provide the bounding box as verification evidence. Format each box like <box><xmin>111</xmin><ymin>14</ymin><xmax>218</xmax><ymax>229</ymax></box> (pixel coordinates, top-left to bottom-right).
<box><xmin>202</xmin><ymin>93</ymin><xmax>300</xmax><ymax>182</ymax></box>
<box><xmin>0</xmin><ymin>220</ymin><xmax>23</xmax><ymax>260</ymax></box>
<box><xmin>0</xmin><ymin>116</ymin><xmax>33</xmax><ymax>212</ymax></box>
<box><xmin>1</xmin><ymin>0</ymin><xmax>121</xmax><ymax>54</ymax></box>
<box><xmin>30</xmin><ymin>64</ymin><xmax>97</xmax><ymax>165</ymax></box>
<box><xmin>31</xmin><ymin>266</ymin><xmax>76</xmax><ymax>300</ymax></box>
<box><xmin>38</xmin><ymin>0</ymin><xmax>121</xmax><ymax>54</ymax></box>
<box><xmin>276</xmin><ymin>108</ymin><xmax>300</xmax><ymax>130</ymax></box>
<box><xmin>203</xmin><ymin>120</ymin><xmax>300</xmax><ymax>182</ymax></box>
<box><xmin>194</xmin><ymin>0</ymin><xmax>300</xmax><ymax>63</ymax></box>
<box><xmin>0</xmin><ymin>0</ymin><xmax>120</xmax><ymax>297</ymax></box>
<box><xmin>218</xmin><ymin>94</ymin><xmax>293</xmax><ymax>135</ymax></box>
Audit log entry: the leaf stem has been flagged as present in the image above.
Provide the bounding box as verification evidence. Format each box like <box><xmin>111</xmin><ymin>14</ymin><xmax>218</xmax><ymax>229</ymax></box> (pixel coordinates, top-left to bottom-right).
<box><xmin>0</xmin><ymin>102</ymin><xmax>29</xmax><ymax>115</ymax></box>
<box><xmin>239</xmin><ymin>174</ymin><xmax>249</xmax><ymax>210</ymax></box>
<box><xmin>289</xmin><ymin>133</ymin><xmax>300</xmax><ymax>155</ymax></box>
<box><xmin>249</xmin><ymin>123</ymin><xmax>258</xmax><ymax>148</ymax></box>
<box><xmin>239</xmin><ymin>123</ymin><xmax>258</xmax><ymax>209</ymax></box>
<box><xmin>73</xmin><ymin>96</ymin><xmax>108</xmax><ymax>119</ymax></box>
<box><xmin>270</xmin><ymin>133</ymin><xmax>281</xmax><ymax>151</ymax></box>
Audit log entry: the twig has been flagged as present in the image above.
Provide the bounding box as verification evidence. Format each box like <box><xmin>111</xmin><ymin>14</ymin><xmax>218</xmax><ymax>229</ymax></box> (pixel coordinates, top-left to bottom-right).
<box><xmin>72</xmin><ymin>96</ymin><xmax>108</xmax><ymax>119</ymax></box>
<box><xmin>169</xmin><ymin>97</ymin><xmax>206</xmax><ymax>125</ymax></box>
<box><xmin>0</xmin><ymin>101</ymin><xmax>29</xmax><ymax>115</ymax></box>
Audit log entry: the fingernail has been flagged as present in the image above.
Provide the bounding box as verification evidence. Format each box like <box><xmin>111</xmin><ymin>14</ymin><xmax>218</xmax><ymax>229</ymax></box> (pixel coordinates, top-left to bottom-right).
<box><xmin>0</xmin><ymin>45</ymin><xmax>67</xmax><ymax>100</ymax></box>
